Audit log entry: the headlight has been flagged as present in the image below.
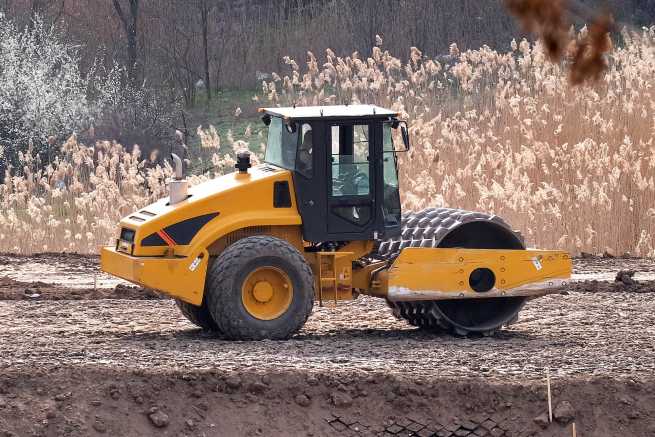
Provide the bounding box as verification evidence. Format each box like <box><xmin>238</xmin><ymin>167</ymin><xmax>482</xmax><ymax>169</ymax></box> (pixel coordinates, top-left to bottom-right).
<box><xmin>117</xmin><ymin>228</ymin><xmax>136</xmax><ymax>254</ymax></box>
<box><xmin>120</xmin><ymin>228</ymin><xmax>135</xmax><ymax>243</ymax></box>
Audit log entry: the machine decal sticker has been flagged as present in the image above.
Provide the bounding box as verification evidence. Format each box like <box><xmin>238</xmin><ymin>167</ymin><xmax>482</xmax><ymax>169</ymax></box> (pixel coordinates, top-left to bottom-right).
<box><xmin>532</xmin><ymin>257</ymin><xmax>543</xmax><ymax>271</ymax></box>
<box><xmin>141</xmin><ymin>213</ymin><xmax>219</xmax><ymax>247</ymax></box>
<box><xmin>189</xmin><ymin>256</ymin><xmax>202</xmax><ymax>271</ymax></box>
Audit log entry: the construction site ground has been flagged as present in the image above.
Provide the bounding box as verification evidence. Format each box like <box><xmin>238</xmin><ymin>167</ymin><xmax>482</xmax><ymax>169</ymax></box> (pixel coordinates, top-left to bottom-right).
<box><xmin>0</xmin><ymin>253</ymin><xmax>654</xmax><ymax>437</ymax></box>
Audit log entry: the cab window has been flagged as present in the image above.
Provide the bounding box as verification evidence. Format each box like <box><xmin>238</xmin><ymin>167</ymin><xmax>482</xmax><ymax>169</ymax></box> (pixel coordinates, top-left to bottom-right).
<box><xmin>330</xmin><ymin>124</ymin><xmax>370</xmax><ymax>197</ymax></box>
<box><xmin>296</xmin><ymin>123</ymin><xmax>313</xmax><ymax>178</ymax></box>
<box><xmin>264</xmin><ymin>117</ymin><xmax>297</xmax><ymax>170</ymax></box>
<box><xmin>329</xmin><ymin>123</ymin><xmax>372</xmax><ymax>227</ymax></box>
<box><xmin>382</xmin><ymin>123</ymin><xmax>401</xmax><ymax>226</ymax></box>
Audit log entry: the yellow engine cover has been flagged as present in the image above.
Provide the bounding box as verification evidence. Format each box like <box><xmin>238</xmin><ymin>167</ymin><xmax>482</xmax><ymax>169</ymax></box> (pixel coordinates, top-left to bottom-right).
<box><xmin>387</xmin><ymin>248</ymin><xmax>571</xmax><ymax>301</ymax></box>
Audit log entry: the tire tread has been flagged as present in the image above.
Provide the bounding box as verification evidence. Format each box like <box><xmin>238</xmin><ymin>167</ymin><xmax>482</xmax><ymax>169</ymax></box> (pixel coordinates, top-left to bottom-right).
<box><xmin>205</xmin><ymin>236</ymin><xmax>314</xmax><ymax>340</ymax></box>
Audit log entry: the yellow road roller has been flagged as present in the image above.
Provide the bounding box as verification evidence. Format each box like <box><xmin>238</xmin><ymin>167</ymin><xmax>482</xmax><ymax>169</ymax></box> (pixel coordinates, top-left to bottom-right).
<box><xmin>101</xmin><ymin>105</ymin><xmax>571</xmax><ymax>339</ymax></box>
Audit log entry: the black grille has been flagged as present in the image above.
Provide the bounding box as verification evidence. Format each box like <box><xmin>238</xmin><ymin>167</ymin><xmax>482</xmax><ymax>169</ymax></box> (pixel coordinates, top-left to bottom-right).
<box><xmin>273</xmin><ymin>181</ymin><xmax>292</xmax><ymax>208</ymax></box>
<box><xmin>260</xmin><ymin>165</ymin><xmax>279</xmax><ymax>172</ymax></box>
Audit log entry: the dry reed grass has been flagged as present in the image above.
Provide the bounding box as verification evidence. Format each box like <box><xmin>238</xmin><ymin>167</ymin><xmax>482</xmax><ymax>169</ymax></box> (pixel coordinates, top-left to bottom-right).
<box><xmin>0</xmin><ymin>135</ymin><xmax>240</xmax><ymax>254</ymax></box>
<box><xmin>1</xmin><ymin>29</ymin><xmax>654</xmax><ymax>257</ymax></box>
<box><xmin>265</xmin><ymin>29</ymin><xmax>655</xmax><ymax>256</ymax></box>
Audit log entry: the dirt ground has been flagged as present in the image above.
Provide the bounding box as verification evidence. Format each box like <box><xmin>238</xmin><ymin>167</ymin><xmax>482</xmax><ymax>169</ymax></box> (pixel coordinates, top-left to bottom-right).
<box><xmin>0</xmin><ymin>254</ymin><xmax>654</xmax><ymax>437</ymax></box>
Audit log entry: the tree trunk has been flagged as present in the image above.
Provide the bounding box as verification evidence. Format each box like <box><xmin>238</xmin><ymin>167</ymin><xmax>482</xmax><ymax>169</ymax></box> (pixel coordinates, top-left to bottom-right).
<box><xmin>112</xmin><ymin>0</ymin><xmax>140</xmax><ymax>82</ymax></box>
<box><xmin>200</xmin><ymin>0</ymin><xmax>211</xmax><ymax>101</ymax></box>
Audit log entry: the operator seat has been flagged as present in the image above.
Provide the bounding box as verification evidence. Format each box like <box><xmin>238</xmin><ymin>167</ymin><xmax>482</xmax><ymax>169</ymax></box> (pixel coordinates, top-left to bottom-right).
<box><xmin>297</xmin><ymin>130</ymin><xmax>313</xmax><ymax>176</ymax></box>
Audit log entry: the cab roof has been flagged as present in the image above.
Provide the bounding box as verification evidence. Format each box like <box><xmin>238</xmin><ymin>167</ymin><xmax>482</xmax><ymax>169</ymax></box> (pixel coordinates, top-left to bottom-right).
<box><xmin>259</xmin><ymin>104</ymin><xmax>398</xmax><ymax>121</ymax></box>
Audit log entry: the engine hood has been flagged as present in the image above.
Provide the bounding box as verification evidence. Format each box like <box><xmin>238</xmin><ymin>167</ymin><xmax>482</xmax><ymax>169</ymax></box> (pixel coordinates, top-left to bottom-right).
<box><xmin>117</xmin><ymin>164</ymin><xmax>301</xmax><ymax>257</ymax></box>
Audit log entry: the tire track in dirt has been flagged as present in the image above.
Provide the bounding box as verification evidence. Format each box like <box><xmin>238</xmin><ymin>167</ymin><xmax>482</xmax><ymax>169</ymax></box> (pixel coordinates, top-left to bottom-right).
<box><xmin>1</xmin><ymin>293</ymin><xmax>654</xmax><ymax>379</ymax></box>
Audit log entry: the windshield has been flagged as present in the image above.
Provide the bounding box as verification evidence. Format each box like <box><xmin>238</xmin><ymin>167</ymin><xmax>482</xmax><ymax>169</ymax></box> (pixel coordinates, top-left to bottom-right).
<box><xmin>264</xmin><ymin>117</ymin><xmax>297</xmax><ymax>170</ymax></box>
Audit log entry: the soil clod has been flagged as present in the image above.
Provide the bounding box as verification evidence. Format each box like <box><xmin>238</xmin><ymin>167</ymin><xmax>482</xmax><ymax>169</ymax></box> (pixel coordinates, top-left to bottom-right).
<box><xmin>615</xmin><ymin>270</ymin><xmax>637</xmax><ymax>286</ymax></box>
<box><xmin>533</xmin><ymin>412</ymin><xmax>550</xmax><ymax>428</ymax></box>
<box><xmin>225</xmin><ymin>376</ymin><xmax>241</xmax><ymax>390</ymax></box>
<box><xmin>295</xmin><ymin>393</ymin><xmax>311</xmax><ymax>407</ymax></box>
<box><xmin>553</xmin><ymin>400</ymin><xmax>575</xmax><ymax>424</ymax></box>
<box><xmin>147</xmin><ymin>407</ymin><xmax>169</xmax><ymax>428</ymax></box>
<box><xmin>54</xmin><ymin>392</ymin><xmax>71</xmax><ymax>402</ymax></box>
<box><xmin>92</xmin><ymin>417</ymin><xmax>107</xmax><ymax>433</ymax></box>
<box><xmin>331</xmin><ymin>391</ymin><xmax>353</xmax><ymax>408</ymax></box>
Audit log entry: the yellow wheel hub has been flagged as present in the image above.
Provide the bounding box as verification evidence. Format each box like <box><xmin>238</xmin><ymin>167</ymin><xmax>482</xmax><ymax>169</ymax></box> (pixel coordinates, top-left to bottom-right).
<box><xmin>252</xmin><ymin>282</ymin><xmax>274</xmax><ymax>303</ymax></box>
<box><xmin>241</xmin><ymin>266</ymin><xmax>293</xmax><ymax>320</ymax></box>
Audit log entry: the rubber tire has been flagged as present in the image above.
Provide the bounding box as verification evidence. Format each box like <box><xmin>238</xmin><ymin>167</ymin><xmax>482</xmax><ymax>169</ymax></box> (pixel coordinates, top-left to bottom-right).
<box><xmin>205</xmin><ymin>236</ymin><xmax>314</xmax><ymax>340</ymax></box>
<box><xmin>175</xmin><ymin>298</ymin><xmax>220</xmax><ymax>331</ymax></box>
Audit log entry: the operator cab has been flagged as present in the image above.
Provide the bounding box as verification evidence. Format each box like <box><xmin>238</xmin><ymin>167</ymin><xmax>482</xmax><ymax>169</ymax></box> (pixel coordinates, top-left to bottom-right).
<box><xmin>260</xmin><ymin>105</ymin><xmax>409</xmax><ymax>242</ymax></box>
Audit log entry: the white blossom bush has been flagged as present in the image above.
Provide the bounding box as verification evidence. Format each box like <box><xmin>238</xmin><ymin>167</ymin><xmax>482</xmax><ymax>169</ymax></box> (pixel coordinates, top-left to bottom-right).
<box><xmin>0</xmin><ymin>14</ymin><xmax>101</xmax><ymax>170</ymax></box>
<box><xmin>0</xmin><ymin>14</ymin><xmax>176</xmax><ymax>176</ymax></box>
<box><xmin>92</xmin><ymin>66</ymin><xmax>179</xmax><ymax>154</ymax></box>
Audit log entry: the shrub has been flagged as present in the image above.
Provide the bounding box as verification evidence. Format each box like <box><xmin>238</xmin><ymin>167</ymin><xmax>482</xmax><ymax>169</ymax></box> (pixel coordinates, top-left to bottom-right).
<box><xmin>92</xmin><ymin>71</ymin><xmax>180</xmax><ymax>155</ymax></box>
<box><xmin>0</xmin><ymin>14</ymin><xmax>98</xmax><ymax>172</ymax></box>
<box><xmin>0</xmin><ymin>14</ymin><xmax>177</xmax><ymax>178</ymax></box>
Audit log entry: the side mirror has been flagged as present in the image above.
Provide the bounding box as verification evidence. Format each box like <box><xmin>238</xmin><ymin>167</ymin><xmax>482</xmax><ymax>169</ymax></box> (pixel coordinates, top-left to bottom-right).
<box><xmin>400</xmin><ymin>123</ymin><xmax>410</xmax><ymax>151</ymax></box>
<box><xmin>389</xmin><ymin>120</ymin><xmax>410</xmax><ymax>152</ymax></box>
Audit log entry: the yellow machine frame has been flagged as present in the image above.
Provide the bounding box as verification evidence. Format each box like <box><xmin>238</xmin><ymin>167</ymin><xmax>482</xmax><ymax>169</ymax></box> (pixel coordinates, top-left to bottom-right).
<box><xmin>101</xmin><ymin>164</ymin><xmax>572</xmax><ymax>307</ymax></box>
<box><xmin>102</xmin><ymin>166</ymin><xmax>302</xmax><ymax>305</ymax></box>
<box><xmin>385</xmin><ymin>248</ymin><xmax>570</xmax><ymax>301</ymax></box>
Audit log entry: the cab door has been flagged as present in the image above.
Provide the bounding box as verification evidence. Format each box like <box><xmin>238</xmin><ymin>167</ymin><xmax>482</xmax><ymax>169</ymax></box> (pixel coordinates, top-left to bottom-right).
<box><xmin>326</xmin><ymin>122</ymin><xmax>378</xmax><ymax>239</ymax></box>
<box><xmin>291</xmin><ymin>121</ymin><xmax>327</xmax><ymax>242</ymax></box>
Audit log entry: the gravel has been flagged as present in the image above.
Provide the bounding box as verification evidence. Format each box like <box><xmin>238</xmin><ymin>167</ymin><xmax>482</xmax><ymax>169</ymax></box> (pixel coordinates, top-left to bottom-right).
<box><xmin>0</xmin><ymin>254</ymin><xmax>654</xmax><ymax>436</ymax></box>
<box><xmin>0</xmin><ymin>290</ymin><xmax>654</xmax><ymax>380</ymax></box>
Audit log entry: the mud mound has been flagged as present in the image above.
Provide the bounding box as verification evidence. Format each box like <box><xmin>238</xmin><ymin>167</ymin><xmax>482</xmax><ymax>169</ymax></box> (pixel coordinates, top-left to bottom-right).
<box><xmin>561</xmin><ymin>278</ymin><xmax>655</xmax><ymax>294</ymax></box>
<box><xmin>0</xmin><ymin>252</ymin><xmax>98</xmax><ymax>269</ymax></box>
<box><xmin>0</xmin><ymin>253</ymin><xmax>126</xmax><ymax>294</ymax></box>
<box><xmin>0</xmin><ymin>276</ymin><xmax>161</xmax><ymax>300</ymax></box>
<box><xmin>572</xmin><ymin>256</ymin><xmax>655</xmax><ymax>281</ymax></box>
<box><xmin>0</xmin><ymin>368</ymin><xmax>652</xmax><ymax>437</ymax></box>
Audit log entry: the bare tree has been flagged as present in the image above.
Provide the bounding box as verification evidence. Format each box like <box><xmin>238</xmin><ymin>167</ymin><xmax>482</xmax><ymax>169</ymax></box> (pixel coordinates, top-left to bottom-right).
<box><xmin>113</xmin><ymin>0</ymin><xmax>140</xmax><ymax>80</ymax></box>
<box><xmin>198</xmin><ymin>0</ymin><xmax>217</xmax><ymax>101</ymax></box>
<box><xmin>3</xmin><ymin>0</ymin><xmax>652</xmax><ymax>104</ymax></box>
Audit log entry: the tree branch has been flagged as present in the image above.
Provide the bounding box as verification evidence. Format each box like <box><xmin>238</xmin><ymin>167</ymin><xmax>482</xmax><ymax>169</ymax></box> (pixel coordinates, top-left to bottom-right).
<box><xmin>112</xmin><ymin>0</ymin><xmax>128</xmax><ymax>27</ymax></box>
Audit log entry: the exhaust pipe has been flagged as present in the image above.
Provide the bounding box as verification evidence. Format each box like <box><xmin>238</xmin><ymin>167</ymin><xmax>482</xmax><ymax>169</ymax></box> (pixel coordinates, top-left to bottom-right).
<box><xmin>169</xmin><ymin>153</ymin><xmax>188</xmax><ymax>205</ymax></box>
